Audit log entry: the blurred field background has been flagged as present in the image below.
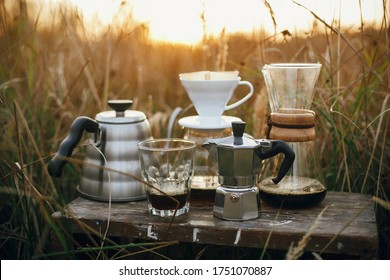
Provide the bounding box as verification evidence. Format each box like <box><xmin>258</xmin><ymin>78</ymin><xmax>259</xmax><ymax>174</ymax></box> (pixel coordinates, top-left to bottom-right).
<box><xmin>0</xmin><ymin>0</ymin><xmax>389</xmax><ymax>259</ymax></box>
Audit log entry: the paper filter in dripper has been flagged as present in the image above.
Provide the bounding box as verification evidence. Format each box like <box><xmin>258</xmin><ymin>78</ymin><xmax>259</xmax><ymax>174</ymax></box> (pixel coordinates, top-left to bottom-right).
<box><xmin>179</xmin><ymin>71</ymin><xmax>239</xmax><ymax>81</ymax></box>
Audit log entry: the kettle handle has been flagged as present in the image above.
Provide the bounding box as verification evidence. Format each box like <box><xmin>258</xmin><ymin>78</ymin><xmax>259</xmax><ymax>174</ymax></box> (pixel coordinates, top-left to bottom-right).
<box><xmin>48</xmin><ymin>116</ymin><xmax>99</xmax><ymax>177</ymax></box>
<box><xmin>255</xmin><ymin>140</ymin><xmax>295</xmax><ymax>184</ymax></box>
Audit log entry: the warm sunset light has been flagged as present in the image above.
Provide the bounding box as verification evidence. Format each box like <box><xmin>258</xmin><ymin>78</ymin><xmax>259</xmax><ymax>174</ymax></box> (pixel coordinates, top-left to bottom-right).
<box><xmin>1</xmin><ymin>0</ymin><xmax>389</xmax><ymax>265</ymax></box>
<box><xmin>36</xmin><ymin>0</ymin><xmax>386</xmax><ymax>44</ymax></box>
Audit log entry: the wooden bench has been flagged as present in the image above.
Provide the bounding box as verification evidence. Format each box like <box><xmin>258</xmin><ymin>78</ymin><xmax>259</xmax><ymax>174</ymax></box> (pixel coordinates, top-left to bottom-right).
<box><xmin>51</xmin><ymin>191</ymin><xmax>378</xmax><ymax>259</ymax></box>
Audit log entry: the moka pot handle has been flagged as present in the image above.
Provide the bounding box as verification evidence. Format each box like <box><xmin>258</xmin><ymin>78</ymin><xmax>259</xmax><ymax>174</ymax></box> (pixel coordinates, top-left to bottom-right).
<box><xmin>48</xmin><ymin>116</ymin><xmax>99</xmax><ymax>177</ymax></box>
<box><xmin>255</xmin><ymin>140</ymin><xmax>295</xmax><ymax>184</ymax></box>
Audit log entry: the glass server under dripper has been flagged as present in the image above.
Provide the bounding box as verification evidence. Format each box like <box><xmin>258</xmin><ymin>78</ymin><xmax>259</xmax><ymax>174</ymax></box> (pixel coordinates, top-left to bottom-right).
<box><xmin>259</xmin><ymin>63</ymin><xmax>326</xmax><ymax>208</ymax></box>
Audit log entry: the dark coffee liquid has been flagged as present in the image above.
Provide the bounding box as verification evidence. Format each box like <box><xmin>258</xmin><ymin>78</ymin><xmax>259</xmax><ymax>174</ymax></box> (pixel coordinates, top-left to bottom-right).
<box><xmin>259</xmin><ymin>176</ymin><xmax>326</xmax><ymax>208</ymax></box>
<box><xmin>148</xmin><ymin>193</ymin><xmax>188</xmax><ymax>210</ymax></box>
<box><xmin>260</xmin><ymin>189</ymin><xmax>327</xmax><ymax>208</ymax></box>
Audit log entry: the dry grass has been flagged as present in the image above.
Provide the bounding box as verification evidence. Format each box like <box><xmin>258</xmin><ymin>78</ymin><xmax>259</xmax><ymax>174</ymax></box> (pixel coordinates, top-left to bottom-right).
<box><xmin>0</xmin><ymin>0</ymin><xmax>389</xmax><ymax>259</ymax></box>
<box><xmin>286</xmin><ymin>206</ymin><xmax>329</xmax><ymax>260</ymax></box>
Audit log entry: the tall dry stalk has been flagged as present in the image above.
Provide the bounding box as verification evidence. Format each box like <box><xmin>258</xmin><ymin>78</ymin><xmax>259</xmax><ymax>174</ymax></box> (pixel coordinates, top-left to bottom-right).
<box><xmin>215</xmin><ymin>28</ymin><xmax>229</xmax><ymax>71</ymax></box>
<box><xmin>286</xmin><ymin>206</ymin><xmax>328</xmax><ymax>260</ymax></box>
<box><xmin>61</xmin><ymin>12</ymin><xmax>103</xmax><ymax>112</ymax></box>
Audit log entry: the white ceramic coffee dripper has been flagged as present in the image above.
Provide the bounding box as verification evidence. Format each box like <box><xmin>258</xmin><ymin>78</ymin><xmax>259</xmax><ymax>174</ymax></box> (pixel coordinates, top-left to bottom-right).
<box><xmin>179</xmin><ymin>71</ymin><xmax>254</xmax><ymax>128</ymax></box>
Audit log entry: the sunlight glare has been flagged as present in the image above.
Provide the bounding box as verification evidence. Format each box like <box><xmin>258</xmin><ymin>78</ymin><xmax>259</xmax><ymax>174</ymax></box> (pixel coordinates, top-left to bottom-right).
<box><xmin>131</xmin><ymin>0</ymin><xmax>204</xmax><ymax>44</ymax></box>
<box><xmin>36</xmin><ymin>0</ymin><xmax>387</xmax><ymax>45</ymax></box>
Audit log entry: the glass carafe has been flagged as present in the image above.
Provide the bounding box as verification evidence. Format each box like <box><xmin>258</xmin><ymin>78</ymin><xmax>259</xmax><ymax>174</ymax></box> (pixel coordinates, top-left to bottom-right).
<box><xmin>259</xmin><ymin>63</ymin><xmax>326</xmax><ymax>207</ymax></box>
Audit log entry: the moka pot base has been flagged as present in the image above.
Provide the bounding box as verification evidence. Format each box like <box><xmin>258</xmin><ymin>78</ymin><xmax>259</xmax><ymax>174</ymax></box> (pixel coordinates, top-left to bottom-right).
<box><xmin>213</xmin><ymin>186</ymin><xmax>260</xmax><ymax>221</ymax></box>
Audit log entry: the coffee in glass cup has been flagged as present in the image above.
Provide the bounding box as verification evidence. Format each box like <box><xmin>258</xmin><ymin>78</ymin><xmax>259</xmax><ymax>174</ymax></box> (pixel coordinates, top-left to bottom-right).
<box><xmin>138</xmin><ymin>138</ymin><xmax>196</xmax><ymax>217</ymax></box>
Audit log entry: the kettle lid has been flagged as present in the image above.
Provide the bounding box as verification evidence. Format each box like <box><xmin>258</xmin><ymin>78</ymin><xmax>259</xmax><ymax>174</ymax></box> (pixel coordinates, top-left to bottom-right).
<box><xmin>95</xmin><ymin>100</ymin><xmax>147</xmax><ymax>124</ymax></box>
<box><xmin>211</xmin><ymin>121</ymin><xmax>259</xmax><ymax>148</ymax></box>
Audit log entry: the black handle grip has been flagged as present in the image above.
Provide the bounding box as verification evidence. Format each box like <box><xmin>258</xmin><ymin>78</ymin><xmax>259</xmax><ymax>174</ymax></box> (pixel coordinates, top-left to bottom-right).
<box><xmin>48</xmin><ymin>116</ymin><xmax>99</xmax><ymax>177</ymax></box>
<box><xmin>255</xmin><ymin>140</ymin><xmax>295</xmax><ymax>184</ymax></box>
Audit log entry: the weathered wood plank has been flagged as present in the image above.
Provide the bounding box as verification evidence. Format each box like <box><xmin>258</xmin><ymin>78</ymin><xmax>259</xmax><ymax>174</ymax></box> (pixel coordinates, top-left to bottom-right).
<box><xmin>52</xmin><ymin>191</ymin><xmax>378</xmax><ymax>257</ymax></box>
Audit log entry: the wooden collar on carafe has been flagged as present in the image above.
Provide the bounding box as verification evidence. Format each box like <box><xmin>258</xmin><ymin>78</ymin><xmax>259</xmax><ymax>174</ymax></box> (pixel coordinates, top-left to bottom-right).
<box><xmin>266</xmin><ymin>109</ymin><xmax>316</xmax><ymax>142</ymax></box>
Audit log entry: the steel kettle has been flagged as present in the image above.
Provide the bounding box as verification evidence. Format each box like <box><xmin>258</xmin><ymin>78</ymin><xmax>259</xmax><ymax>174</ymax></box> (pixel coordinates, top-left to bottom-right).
<box><xmin>48</xmin><ymin>100</ymin><xmax>153</xmax><ymax>202</ymax></box>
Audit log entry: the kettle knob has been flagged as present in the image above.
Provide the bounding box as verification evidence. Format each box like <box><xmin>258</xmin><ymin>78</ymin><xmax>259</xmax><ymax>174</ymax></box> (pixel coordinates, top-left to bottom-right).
<box><xmin>108</xmin><ymin>100</ymin><xmax>133</xmax><ymax>117</ymax></box>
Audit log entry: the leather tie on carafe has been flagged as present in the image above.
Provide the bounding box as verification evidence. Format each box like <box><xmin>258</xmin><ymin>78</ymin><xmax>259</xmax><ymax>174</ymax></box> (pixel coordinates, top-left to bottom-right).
<box><xmin>266</xmin><ymin>109</ymin><xmax>316</xmax><ymax>142</ymax></box>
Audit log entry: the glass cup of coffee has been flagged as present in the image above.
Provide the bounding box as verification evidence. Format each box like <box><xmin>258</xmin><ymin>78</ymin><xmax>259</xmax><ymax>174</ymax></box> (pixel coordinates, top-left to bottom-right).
<box><xmin>138</xmin><ymin>138</ymin><xmax>196</xmax><ymax>217</ymax></box>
